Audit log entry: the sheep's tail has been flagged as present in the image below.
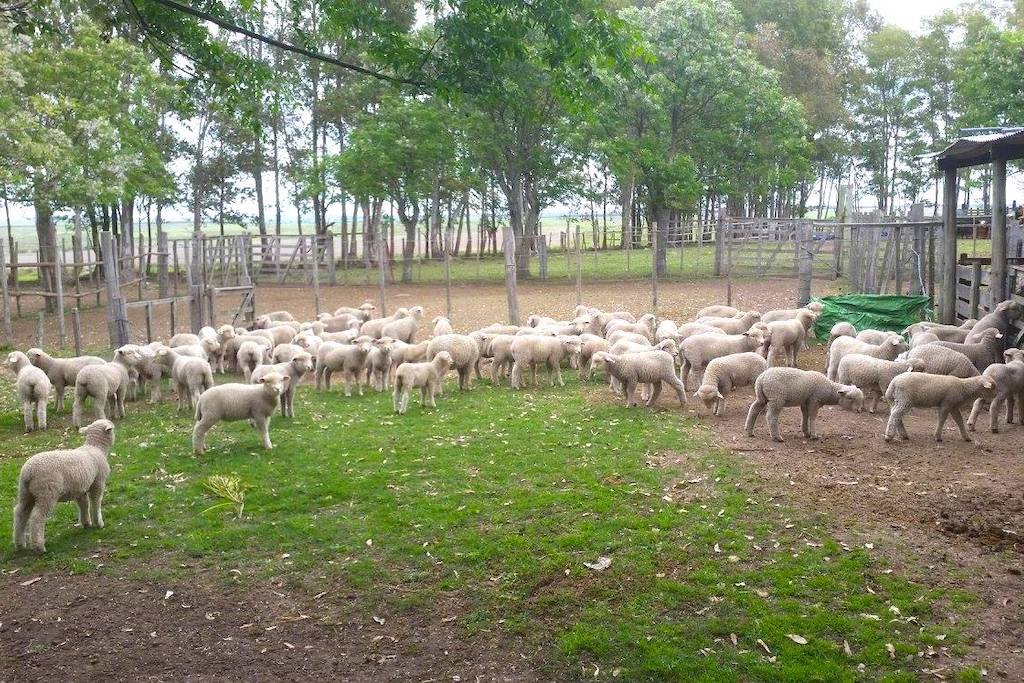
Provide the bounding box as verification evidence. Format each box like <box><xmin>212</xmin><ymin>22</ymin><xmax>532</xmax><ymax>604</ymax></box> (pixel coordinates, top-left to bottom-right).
<box><xmin>194</xmin><ymin>399</ymin><xmax>202</xmax><ymax>423</ymax></box>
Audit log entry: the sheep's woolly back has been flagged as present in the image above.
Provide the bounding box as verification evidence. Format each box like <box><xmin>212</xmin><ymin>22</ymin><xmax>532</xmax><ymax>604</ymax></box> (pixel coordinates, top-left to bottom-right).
<box><xmin>754</xmin><ymin>367</ymin><xmax>862</xmax><ymax>409</ymax></box>
<box><xmin>965</xmin><ymin>300</ymin><xmax>1023</xmax><ymax>343</ymax></box>
<box><xmin>27</xmin><ymin>349</ymin><xmax>105</xmax><ymax>384</ymax></box>
<box><xmin>427</xmin><ymin>334</ymin><xmax>480</xmax><ymax>368</ymax></box>
<box><xmin>20</xmin><ymin>419</ymin><xmax>114</xmax><ymax>490</ymax></box>
<box><xmin>697</xmin><ymin>305</ymin><xmax>740</xmax><ymax>319</ymax></box>
<box><xmin>701</xmin><ymin>352</ymin><xmax>767</xmax><ymax>392</ymax></box>
<box><xmin>196</xmin><ymin>375</ymin><xmax>287</xmax><ymax>422</ymax></box>
<box><xmin>907</xmin><ymin>345</ymin><xmax>979</xmax><ymax>378</ymax></box>
<box><xmin>601</xmin><ymin>350</ymin><xmax>677</xmax><ymax>384</ymax></box>
<box><xmin>885</xmin><ymin>372</ymin><xmax>995</xmax><ymax>409</ymax></box>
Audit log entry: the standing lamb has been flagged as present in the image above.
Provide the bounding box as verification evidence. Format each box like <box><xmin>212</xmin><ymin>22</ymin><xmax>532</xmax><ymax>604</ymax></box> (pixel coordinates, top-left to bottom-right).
<box><xmin>760</xmin><ymin>302</ymin><xmax>823</xmax><ymax>324</ymax></box>
<box><xmin>387</xmin><ymin>340</ymin><xmax>430</xmax><ymax>385</ymax></box>
<box><xmin>193</xmin><ymin>372</ymin><xmax>290</xmax><ymax>453</ymax></box>
<box><xmin>27</xmin><ymin>349</ymin><xmax>105</xmax><ymax>413</ymax></box>
<box><xmin>318</xmin><ymin>337</ymin><xmax>373</xmax><ymax>395</ymax></box>
<box><xmin>431</xmin><ymin>316</ymin><xmax>454</xmax><ymax>337</ymax></box>
<box><xmin>697</xmin><ymin>311</ymin><xmax>762</xmax><ymax>335</ymax></box>
<box><xmin>764</xmin><ymin>309</ymin><xmax>818</xmax><ymax>367</ymax></box>
<box><xmin>427</xmin><ymin>333</ymin><xmax>481</xmax><ymax>391</ymax></box>
<box><xmin>836</xmin><ymin>354</ymin><xmax>920</xmax><ymax>413</ymax></box>
<box><xmin>4</xmin><ymin>351</ymin><xmax>51</xmax><ymax>432</ymax></box>
<box><xmin>365</xmin><ymin>337</ymin><xmax>396</xmax><ymax>391</ymax></box>
<box><xmin>966</xmin><ymin>349</ymin><xmax>1024</xmax><ymax>433</ymax></box>
<box><xmin>744</xmin><ymin>368</ymin><xmax>863</xmax><ymax>442</ymax></box>
<box><xmin>696</xmin><ymin>305</ymin><xmax>740</xmax><ymax>319</ymax></box>
<box><xmin>590</xmin><ymin>350</ymin><xmax>687</xmax><ymax>408</ymax></box>
<box><xmin>71</xmin><ymin>349</ymin><xmax>138</xmax><ymax>428</ymax></box>
<box><xmin>906</xmin><ymin>344</ymin><xmax>980</xmax><ymax>379</ymax></box>
<box><xmin>154</xmin><ymin>347</ymin><xmax>215</xmax><ymax>412</ymax></box>
<box><xmin>360</xmin><ymin>308</ymin><xmax>409</xmax><ymax>339</ymax></box>
<box><xmin>929</xmin><ymin>327</ymin><xmax>1005</xmax><ymax>372</ymax></box>
<box><xmin>825</xmin><ymin>335</ymin><xmax>907</xmax><ymax>380</ymax></box>
<box><xmin>393</xmin><ymin>352</ymin><xmax>453</xmax><ymax>414</ymax></box>
<box><xmin>236</xmin><ymin>340</ymin><xmax>271</xmax><ymax>382</ymax></box>
<box><xmin>828</xmin><ymin>322</ymin><xmax>856</xmax><ymax>343</ymax></box>
<box><xmin>884</xmin><ymin>372</ymin><xmax>996</xmax><ymax>442</ymax></box>
<box><xmin>333</xmin><ymin>302</ymin><xmax>376</xmax><ymax>320</ymax></box>
<box><xmin>510</xmin><ymin>335</ymin><xmax>582</xmax><ymax>389</ymax></box>
<box><xmin>679</xmin><ymin>330</ymin><xmax>765</xmax><ymax>389</ymax></box>
<box><xmin>964</xmin><ymin>299</ymin><xmax>1022</xmax><ymax>345</ymax></box>
<box><xmin>12</xmin><ymin>419</ymin><xmax>115</xmax><ymax>553</ymax></box>
<box><xmin>694</xmin><ymin>352</ymin><xmax>767</xmax><ymax>416</ymax></box>
<box><xmin>251</xmin><ymin>352</ymin><xmax>313</xmax><ymax>418</ymax></box>
<box><xmin>381</xmin><ymin>305</ymin><xmax>425</xmax><ymax>343</ymax></box>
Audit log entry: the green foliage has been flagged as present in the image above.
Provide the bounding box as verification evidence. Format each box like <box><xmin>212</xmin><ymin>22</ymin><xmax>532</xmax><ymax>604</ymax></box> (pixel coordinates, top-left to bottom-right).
<box><xmin>202</xmin><ymin>474</ymin><xmax>252</xmax><ymax>519</ymax></box>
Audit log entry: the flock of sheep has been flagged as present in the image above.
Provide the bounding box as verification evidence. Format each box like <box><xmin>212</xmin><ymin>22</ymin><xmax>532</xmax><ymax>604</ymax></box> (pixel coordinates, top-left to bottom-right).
<box><xmin>5</xmin><ymin>295</ymin><xmax>1024</xmax><ymax>553</ymax></box>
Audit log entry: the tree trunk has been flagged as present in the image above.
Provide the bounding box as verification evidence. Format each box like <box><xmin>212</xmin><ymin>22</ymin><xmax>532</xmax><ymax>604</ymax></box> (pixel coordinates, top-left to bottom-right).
<box><xmin>621</xmin><ymin>172</ymin><xmax>634</xmax><ymax>249</ymax></box>
<box><xmin>34</xmin><ymin>196</ymin><xmax>58</xmax><ymax>313</ymax></box>
<box><xmin>253</xmin><ymin>134</ymin><xmax>268</xmax><ymax>258</ymax></box>
<box><xmin>654</xmin><ymin>205</ymin><xmax>670</xmax><ymax>276</ymax></box>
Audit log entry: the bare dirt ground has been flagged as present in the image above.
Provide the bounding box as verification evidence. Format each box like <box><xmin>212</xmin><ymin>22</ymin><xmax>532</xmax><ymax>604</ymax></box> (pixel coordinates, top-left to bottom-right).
<box><xmin>6</xmin><ymin>276</ymin><xmax>1024</xmax><ymax>677</ymax></box>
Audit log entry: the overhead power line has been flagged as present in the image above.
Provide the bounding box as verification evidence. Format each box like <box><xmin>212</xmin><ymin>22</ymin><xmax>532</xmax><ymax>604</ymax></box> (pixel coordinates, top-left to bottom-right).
<box><xmin>144</xmin><ymin>0</ymin><xmax>428</xmax><ymax>88</ymax></box>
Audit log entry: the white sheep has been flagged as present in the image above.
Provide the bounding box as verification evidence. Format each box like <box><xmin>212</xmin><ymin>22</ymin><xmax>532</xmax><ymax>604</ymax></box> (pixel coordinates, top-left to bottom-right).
<box><xmin>604</xmin><ymin>314</ymin><xmax>656</xmax><ymax>341</ymax></box>
<box><xmin>675</xmin><ymin>322</ymin><xmax>727</xmax><ymax>342</ymax></box>
<box><xmin>825</xmin><ymin>335</ymin><xmax>907</xmax><ymax>380</ymax></box>
<box><xmin>154</xmin><ymin>346</ymin><xmax>215</xmax><ymax>412</ymax></box>
<box><xmin>828</xmin><ymin>322</ymin><xmax>856</xmax><ymax>343</ymax></box>
<box><xmin>4</xmin><ymin>351</ymin><xmax>51</xmax><ymax>432</ymax></box>
<box><xmin>744</xmin><ymin>367</ymin><xmax>863</xmax><ymax>442</ymax></box>
<box><xmin>251</xmin><ymin>351</ymin><xmax>313</xmax><ymax>418</ymax></box>
<box><xmin>904</xmin><ymin>322</ymin><xmax>971</xmax><ymax>343</ymax></box>
<box><xmin>906</xmin><ymin>344</ymin><xmax>979</xmax><ymax>379</ymax></box>
<box><xmin>855</xmin><ymin>329</ymin><xmax>896</xmax><ymax>345</ymax></box>
<box><xmin>381</xmin><ymin>305</ymin><xmax>425</xmax><ymax>343</ymax></box>
<box><xmin>964</xmin><ymin>299</ymin><xmax>1022</xmax><ymax>344</ymax></box>
<box><xmin>333</xmin><ymin>301</ymin><xmax>376</xmax><ymax>320</ymax></box>
<box><xmin>320</xmin><ymin>329</ymin><xmax>361</xmax><ymax>344</ymax></box>
<box><xmin>168</xmin><ymin>332</ymin><xmax>200</xmax><ymax>347</ymax></box>
<box><xmin>319</xmin><ymin>313</ymin><xmax>362</xmax><ymax>333</ymax></box>
<box><xmin>221</xmin><ymin>334</ymin><xmax>273</xmax><ymax>373</ymax></box>
<box><xmin>200</xmin><ymin>324</ymin><xmax>236</xmax><ymax>373</ymax></box>
<box><xmin>12</xmin><ymin>419</ymin><xmax>114</xmax><ymax>552</ymax></box>
<box><xmin>607</xmin><ymin>330</ymin><xmax>653</xmax><ymax>347</ymax></box>
<box><xmin>679</xmin><ymin>330</ymin><xmax>765</xmax><ymax>389</ymax></box>
<box><xmin>966</xmin><ymin>349</ymin><xmax>1024</xmax><ymax>433</ymax></box>
<box><xmin>909</xmin><ymin>331</ymin><xmax>939</xmax><ymax>348</ymax></box>
<box><xmin>360</xmin><ymin>307</ymin><xmax>409</xmax><ymax>338</ymax></box>
<box><xmin>393</xmin><ymin>351</ymin><xmax>453</xmax><ymax>414</ymax></box>
<box><xmin>71</xmin><ymin>350</ymin><xmax>137</xmax><ymax>428</ymax></box>
<box><xmin>578</xmin><ymin>334</ymin><xmax>611</xmax><ymax>380</ymax></box>
<box><xmin>317</xmin><ymin>337</ymin><xmax>373</xmax><ymax>395</ymax></box>
<box><xmin>929</xmin><ymin>327</ymin><xmax>1004</xmax><ymax>372</ymax></box>
<box><xmin>764</xmin><ymin>309</ymin><xmax>817</xmax><ymax>367</ymax></box>
<box><xmin>431</xmin><ymin>316</ymin><xmax>454</xmax><ymax>337</ymax></box>
<box><xmin>271</xmin><ymin>342</ymin><xmax>305</xmax><ymax>364</ymax></box>
<box><xmin>427</xmin><ymin>333</ymin><xmax>481</xmax><ymax>391</ymax></box>
<box><xmin>255</xmin><ymin>310</ymin><xmax>296</xmax><ymax>326</ymax></box>
<box><xmin>248</xmin><ymin>325</ymin><xmax>296</xmax><ymax>347</ymax></box>
<box><xmin>27</xmin><ymin>348</ymin><xmax>105</xmax><ymax>413</ymax></box>
<box><xmin>121</xmin><ymin>342</ymin><xmax>165</xmax><ymax>403</ymax></box>
<box><xmin>365</xmin><ymin>337</ymin><xmax>396</xmax><ymax>391</ymax></box>
<box><xmin>884</xmin><ymin>372</ymin><xmax>996</xmax><ymax>442</ymax></box>
<box><xmin>696</xmin><ymin>304</ymin><xmax>740</xmax><ymax>319</ymax></box>
<box><xmin>510</xmin><ymin>335</ymin><xmax>582</xmax><ymax>389</ymax></box>
<box><xmin>760</xmin><ymin>302</ymin><xmax>823</xmax><ymax>323</ymax></box>
<box><xmin>591</xmin><ymin>350</ymin><xmax>687</xmax><ymax>408</ymax></box>
<box><xmin>836</xmin><ymin>354</ymin><xmax>920</xmax><ymax>413</ymax></box>
<box><xmin>655</xmin><ymin>319</ymin><xmax>679</xmax><ymax>343</ymax></box>
<box><xmin>387</xmin><ymin>340</ymin><xmax>430</xmax><ymax>384</ymax></box>
<box><xmin>237</xmin><ymin>340</ymin><xmax>270</xmax><ymax>382</ymax></box>
<box><xmin>479</xmin><ymin>333</ymin><xmax>518</xmax><ymax>385</ymax></box>
<box><xmin>193</xmin><ymin>372</ymin><xmax>290</xmax><ymax>453</ymax></box>
<box><xmin>527</xmin><ymin>314</ymin><xmax>559</xmax><ymax>328</ymax></box>
<box><xmin>697</xmin><ymin>311</ymin><xmax>761</xmax><ymax>335</ymax></box>
<box><xmin>694</xmin><ymin>352</ymin><xmax>767</xmax><ymax>416</ymax></box>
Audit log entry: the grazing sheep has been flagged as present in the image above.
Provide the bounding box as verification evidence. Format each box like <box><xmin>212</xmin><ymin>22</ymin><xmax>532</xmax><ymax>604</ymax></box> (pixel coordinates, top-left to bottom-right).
<box><xmin>696</xmin><ymin>305</ymin><xmax>740</xmax><ymax>319</ymax></box>
<box><xmin>655</xmin><ymin>319</ymin><xmax>679</xmax><ymax>343</ymax></box>
<box><xmin>964</xmin><ymin>299</ymin><xmax>1022</xmax><ymax>345</ymax></box>
<box><xmin>387</xmin><ymin>340</ymin><xmax>431</xmax><ymax>384</ymax></box>
<box><xmin>154</xmin><ymin>347</ymin><xmax>215</xmax><ymax>412</ymax></box>
<box><xmin>427</xmin><ymin>333</ymin><xmax>481</xmax><ymax>391</ymax></box>
<box><xmin>825</xmin><ymin>335</ymin><xmax>907</xmax><ymax>380</ymax></box>
<box><xmin>604</xmin><ymin>314</ymin><xmax>657</xmax><ymax>341</ymax></box>
<box><xmin>510</xmin><ymin>335</ymin><xmax>582</xmax><ymax>389</ymax></box>
<box><xmin>744</xmin><ymin>368</ymin><xmax>863</xmax><ymax>442</ymax></box>
<box><xmin>836</xmin><ymin>354</ymin><xmax>920</xmax><ymax>413</ymax></box>
<box><xmin>929</xmin><ymin>327</ymin><xmax>1004</xmax><ymax>372</ymax></box>
<box><xmin>694</xmin><ymin>352</ymin><xmax>767</xmax><ymax>416</ymax></box>
<box><xmin>855</xmin><ymin>329</ymin><xmax>895</xmax><ymax>345</ymax></box>
<box><xmin>431</xmin><ymin>316</ymin><xmax>454</xmax><ymax>337</ymax></box>
<box><xmin>607</xmin><ymin>330</ymin><xmax>652</xmax><ymax>347</ymax></box>
<box><xmin>334</xmin><ymin>302</ymin><xmax>376</xmax><ymax>320</ymax></box>
<box><xmin>5</xmin><ymin>351</ymin><xmax>51</xmax><ymax>432</ymax></box>
<box><xmin>381</xmin><ymin>305</ymin><xmax>425</xmax><ymax>343</ymax></box>
<box><xmin>697</xmin><ymin>311</ymin><xmax>762</xmax><ymax>335</ymax></box>
<box><xmin>360</xmin><ymin>308</ymin><xmax>409</xmax><ymax>339</ymax></box>
<box><xmin>169</xmin><ymin>332</ymin><xmax>201</xmax><ymax>347</ymax></box>
<box><xmin>249</xmin><ymin>325</ymin><xmax>296</xmax><ymax>347</ymax></box>
<box><xmin>318</xmin><ymin>337</ymin><xmax>373</xmax><ymax>396</ymax></box>
<box><xmin>71</xmin><ymin>351</ymin><xmax>136</xmax><ymax>428</ymax></box>
<box><xmin>12</xmin><ymin>419</ymin><xmax>114</xmax><ymax>552</ymax></box>
<box><xmin>904</xmin><ymin>322</ymin><xmax>971</xmax><ymax>343</ymax></box>
<box><xmin>909</xmin><ymin>331</ymin><xmax>940</xmax><ymax>348</ymax></box>
<box><xmin>272</xmin><ymin>343</ymin><xmax>305</xmax><ymax>364</ymax></box>
<box><xmin>590</xmin><ymin>350</ymin><xmax>687</xmax><ymax>408</ymax></box>
<box><xmin>884</xmin><ymin>372</ymin><xmax>996</xmax><ymax>442</ymax></box>
<box><xmin>765</xmin><ymin>310</ymin><xmax>817</xmax><ymax>367</ymax></box>
<box><xmin>675</xmin><ymin>322</ymin><xmax>728</xmax><ymax>342</ymax></box>
<box><xmin>479</xmin><ymin>333</ymin><xmax>518</xmax><ymax>385</ymax></box>
<box><xmin>760</xmin><ymin>302</ymin><xmax>823</xmax><ymax>324</ymax></box>
<box><xmin>251</xmin><ymin>352</ymin><xmax>313</xmax><ymax>418</ymax></box>
<box><xmin>579</xmin><ymin>334</ymin><xmax>611</xmax><ymax>380</ymax></box>
<box><xmin>255</xmin><ymin>310</ymin><xmax>296</xmax><ymax>326</ymax></box>
<box><xmin>192</xmin><ymin>372</ymin><xmax>289</xmax><ymax>453</ymax></box>
<box><xmin>27</xmin><ymin>349</ymin><xmax>105</xmax><ymax>413</ymax></box>
<box><xmin>679</xmin><ymin>330</ymin><xmax>765</xmax><ymax>389</ymax></box>
<box><xmin>393</xmin><ymin>351</ymin><xmax>453</xmax><ymax>414</ymax></box>
<box><xmin>966</xmin><ymin>349</ymin><xmax>1024</xmax><ymax>433</ymax></box>
<box><xmin>828</xmin><ymin>322</ymin><xmax>857</xmax><ymax>343</ymax></box>
<box><xmin>906</xmin><ymin>344</ymin><xmax>980</xmax><ymax>379</ymax></box>
<box><xmin>237</xmin><ymin>340</ymin><xmax>271</xmax><ymax>382</ymax></box>
<box><xmin>319</xmin><ymin>314</ymin><xmax>363</xmax><ymax>333</ymax></box>
<box><xmin>122</xmin><ymin>342</ymin><xmax>165</xmax><ymax>403</ymax></box>
<box><xmin>365</xmin><ymin>337</ymin><xmax>395</xmax><ymax>391</ymax></box>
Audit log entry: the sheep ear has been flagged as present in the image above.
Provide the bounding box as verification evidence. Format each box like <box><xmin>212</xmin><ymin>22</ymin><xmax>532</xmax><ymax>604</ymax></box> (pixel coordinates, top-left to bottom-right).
<box><xmin>982</xmin><ymin>378</ymin><xmax>995</xmax><ymax>389</ymax></box>
<box><xmin>995</xmin><ymin>332</ymin><xmax>1003</xmax><ymax>338</ymax></box>
<box><xmin>715</xmin><ymin>390</ymin><xmax>724</xmax><ymax>400</ymax></box>
<box><xmin>78</xmin><ymin>426</ymin><xmax>88</xmax><ymax>434</ymax></box>
<box><xmin>104</xmin><ymin>423</ymin><xmax>114</xmax><ymax>432</ymax></box>
<box><xmin>257</xmin><ymin>377</ymin><xmax>266</xmax><ymax>384</ymax></box>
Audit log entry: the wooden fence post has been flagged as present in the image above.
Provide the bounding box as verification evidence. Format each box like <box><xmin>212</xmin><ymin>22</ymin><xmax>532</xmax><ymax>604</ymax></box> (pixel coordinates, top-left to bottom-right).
<box><xmin>444</xmin><ymin>226</ymin><xmax>453</xmax><ymax>321</ymax></box>
<box><xmin>35</xmin><ymin>311</ymin><xmax>44</xmax><ymax>347</ymax></box>
<box><xmin>312</xmin><ymin>235</ymin><xmax>322</xmax><ymax>317</ymax></box>
<box><xmin>54</xmin><ymin>247</ymin><xmax>65</xmax><ymax>348</ymax></box>
<box><xmin>940</xmin><ymin>168</ymin><xmax>958</xmax><ymax>323</ymax></box>
<box><xmin>723</xmin><ymin>210</ymin><xmax>733</xmax><ymax>306</ymax></box>
<box><xmin>797</xmin><ymin>220</ymin><xmax>813</xmax><ymax>306</ymax></box>
<box><xmin>575</xmin><ymin>227</ymin><xmax>583</xmax><ymax>308</ymax></box>
<box><xmin>714</xmin><ymin>210</ymin><xmax>725</xmax><ymax>276</ymax></box>
<box><xmin>189</xmin><ymin>234</ymin><xmax>204</xmax><ymax>332</ymax></box>
<box><xmin>970</xmin><ymin>262</ymin><xmax>982</xmax><ymax>319</ymax></box>
<box><xmin>503</xmin><ymin>227</ymin><xmax>519</xmax><ymax>326</ymax></box>
<box><xmin>72</xmin><ymin>308</ymin><xmax>82</xmax><ymax>355</ymax></box>
<box><xmin>145</xmin><ymin>302</ymin><xmax>154</xmax><ymax>343</ymax></box>
<box><xmin>158</xmin><ymin>231</ymin><xmax>170</xmax><ymax>297</ymax></box>
<box><xmin>326</xmin><ymin>231</ymin><xmax>337</xmax><ymax>286</ymax></box>
<box><xmin>102</xmin><ymin>231</ymin><xmax>130</xmax><ymax>347</ymax></box>
<box><xmin>378</xmin><ymin>236</ymin><xmax>388</xmax><ymax>316</ymax></box>
<box><xmin>0</xmin><ymin>241</ymin><xmax>11</xmax><ymax>341</ymax></box>
<box><xmin>650</xmin><ymin>219</ymin><xmax>658</xmax><ymax>317</ymax></box>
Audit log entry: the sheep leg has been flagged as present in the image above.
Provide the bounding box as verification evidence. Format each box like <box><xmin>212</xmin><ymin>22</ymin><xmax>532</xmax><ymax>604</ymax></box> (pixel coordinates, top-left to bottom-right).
<box><xmin>117</xmin><ymin>387</ymin><xmax>127</xmax><ymax>418</ymax></box>
<box><xmin>254</xmin><ymin>414</ymin><xmax>273</xmax><ymax>449</ymax></box>
<box><xmin>149</xmin><ymin>374</ymin><xmax>161</xmax><ymax>403</ymax></box>
<box><xmin>72</xmin><ymin>390</ymin><xmax>85</xmax><ymax>428</ymax></box>
<box><xmin>531</xmin><ymin>362</ymin><xmax>538</xmax><ymax>388</ymax></box>
<box><xmin>552</xmin><ymin>360</ymin><xmax>564</xmax><ymax>387</ymax></box>
<box><xmin>744</xmin><ymin>399</ymin><xmax>766</xmax><ymax>436</ymax></box>
<box><xmin>491</xmin><ymin>360</ymin><xmax>502</xmax><ymax>386</ymax></box>
<box><xmin>885</xmin><ymin>402</ymin><xmax>909</xmax><ymax>442</ymax></box>
<box><xmin>967</xmin><ymin>398</ymin><xmax>984</xmax><ymax>431</ymax></box>
<box><xmin>800</xmin><ymin>405</ymin><xmax>810</xmax><ymax>437</ymax></box>
<box><xmin>36</xmin><ymin>400</ymin><xmax>46</xmax><ymax>430</ymax></box>
<box><xmin>805</xmin><ymin>404</ymin><xmax>821</xmax><ymax>440</ymax></box>
<box><xmin>54</xmin><ymin>380</ymin><xmax>65</xmax><ymax>413</ymax></box>
<box><xmin>510</xmin><ymin>361</ymin><xmax>522</xmax><ymax>389</ymax></box>
<box><xmin>766</xmin><ymin>404</ymin><xmax>784</xmax><ymax>442</ymax></box>
<box><xmin>646</xmin><ymin>381</ymin><xmax>663</xmax><ymax>407</ymax></box>
<box><xmin>869</xmin><ymin>392</ymin><xmax>880</xmax><ymax>414</ymax></box>
<box><xmin>989</xmin><ymin>396</ymin><xmax>1004</xmax><ymax>433</ymax></box>
<box><xmin>28</xmin><ymin>497</ymin><xmax>54</xmax><ymax>552</ymax></box>
<box><xmin>459</xmin><ymin>366</ymin><xmax>471</xmax><ymax>391</ymax></box>
<box><xmin>22</xmin><ymin>400</ymin><xmax>33</xmax><ymax>433</ymax></box>
<box><xmin>934</xmin><ymin>407</ymin><xmax>950</xmax><ymax>442</ymax></box>
<box><xmin>324</xmin><ymin>369</ymin><xmax>333</xmax><ymax>390</ymax></box>
<box><xmin>192</xmin><ymin>418</ymin><xmax>214</xmax><ymax>454</ymax></box>
<box><xmin>624</xmin><ymin>379</ymin><xmax>638</xmax><ymax>407</ymax></box>
<box><xmin>76</xmin><ymin>495</ymin><xmax>92</xmax><ymax>528</ymax></box>
<box><xmin>715</xmin><ymin>395</ymin><xmax>725</xmax><ymax>416</ymax></box>
<box><xmin>13</xmin><ymin>496</ymin><xmax>32</xmax><ymax>549</ymax></box>
<box><xmin>667</xmin><ymin>375</ymin><xmax>687</xmax><ymax>406</ymax></box>
<box><xmin>680</xmin><ymin>359</ymin><xmax>690</xmax><ymax>387</ymax></box>
<box><xmin>950</xmin><ymin>406</ymin><xmax>970</xmax><ymax>442</ymax></box>
<box><xmin>342</xmin><ymin>372</ymin><xmax>352</xmax><ymax>397</ymax></box>
<box><xmin>88</xmin><ymin>483</ymin><xmax>104</xmax><ymax>528</ymax></box>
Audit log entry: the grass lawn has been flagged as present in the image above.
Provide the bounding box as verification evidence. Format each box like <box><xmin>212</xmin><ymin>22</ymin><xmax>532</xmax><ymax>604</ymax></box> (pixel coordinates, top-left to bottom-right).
<box><xmin>0</xmin><ymin>373</ymin><xmax>977</xmax><ymax>680</ymax></box>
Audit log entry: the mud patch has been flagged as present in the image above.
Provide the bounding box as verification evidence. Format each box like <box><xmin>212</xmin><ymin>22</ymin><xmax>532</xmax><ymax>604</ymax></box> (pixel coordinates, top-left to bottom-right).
<box><xmin>938</xmin><ymin>489</ymin><xmax>1024</xmax><ymax>551</ymax></box>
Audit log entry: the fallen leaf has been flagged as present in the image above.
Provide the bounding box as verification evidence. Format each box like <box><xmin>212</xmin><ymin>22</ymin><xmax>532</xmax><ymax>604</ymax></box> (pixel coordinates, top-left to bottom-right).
<box><xmin>886</xmin><ymin>643</ymin><xmax>896</xmax><ymax>659</ymax></box>
<box><xmin>843</xmin><ymin>640</ymin><xmax>853</xmax><ymax>656</ymax></box>
<box><xmin>163</xmin><ymin>590</ymin><xmax>174</xmax><ymax>600</ymax></box>
<box><xmin>584</xmin><ymin>556</ymin><xmax>612</xmax><ymax>572</ymax></box>
<box><xmin>757</xmin><ymin>638</ymin><xmax>771</xmax><ymax>654</ymax></box>
<box><xmin>19</xmin><ymin>577</ymin><xmax>41</xmax><ymax>587</ymax></box>
<box><xmin>786</xmin><ymin>634</ymin><xmax>808</xmax><ymax>645</ymax></box>
<box><xmin>372</xmin><ymin>615</ymin><xmax>385</xmax><ymax>625</ymax></box>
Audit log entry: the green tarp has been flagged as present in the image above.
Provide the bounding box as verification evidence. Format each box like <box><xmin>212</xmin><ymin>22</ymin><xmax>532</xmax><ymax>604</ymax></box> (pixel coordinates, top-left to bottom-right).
<box><xmin>812</xmin><ymin>294</ymin><xmax>932</xmax><ymax>341</ymax></box>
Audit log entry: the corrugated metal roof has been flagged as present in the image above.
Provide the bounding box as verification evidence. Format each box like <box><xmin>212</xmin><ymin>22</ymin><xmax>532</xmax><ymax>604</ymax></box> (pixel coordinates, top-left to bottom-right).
<box><xmin>935</xmin><ymin>127</ymin><xmax>1024</xmax><ymax>169</ymax></box>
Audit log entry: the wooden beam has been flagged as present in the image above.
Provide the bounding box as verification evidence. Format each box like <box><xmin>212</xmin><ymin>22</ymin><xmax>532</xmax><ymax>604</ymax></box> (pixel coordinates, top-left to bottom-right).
<box><xmin>991</xmin><ymin>158</ymin><xmax>1008</xmax><ymax>304</ymax></box>
<box><xmin>941</xmin><ymin>169</ymin><xmax>958</xmax><ymax>323</ymax></box>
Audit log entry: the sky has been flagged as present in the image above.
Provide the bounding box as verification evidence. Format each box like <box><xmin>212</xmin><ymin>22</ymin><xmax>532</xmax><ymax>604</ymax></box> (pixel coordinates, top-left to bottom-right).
<box><xmin>870</xmin><ymin>0</ymin><xmax>964</xmax><ymax>32</ymax></box>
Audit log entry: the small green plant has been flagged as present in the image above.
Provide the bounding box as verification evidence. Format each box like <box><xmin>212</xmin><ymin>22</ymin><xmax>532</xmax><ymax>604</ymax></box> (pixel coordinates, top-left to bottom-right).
<box><xmin>202</xmin><ymin>474</ymin><xmax>251</xmax><ymax>519</ymax></box>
